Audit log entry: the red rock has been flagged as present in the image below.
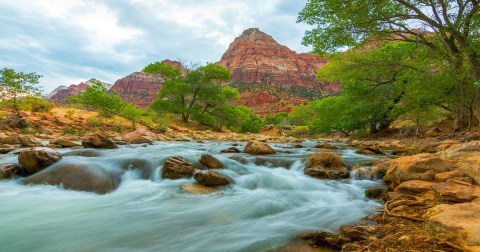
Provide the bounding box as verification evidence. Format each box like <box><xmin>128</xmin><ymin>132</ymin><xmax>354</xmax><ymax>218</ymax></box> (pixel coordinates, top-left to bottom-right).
<box><xmin>216</xmin><ymin>28</ymin><xmax>339</xmax><ymax>114</ymax></box>
<box><xmin>110</xmin><ymin>60</ymin><xmax>184</xmax><ymax>107</ymax></box>
<box><xmin>47</xmin><ymin>79</ymin><xmax>112</xmax><ymax>103</ymax></box>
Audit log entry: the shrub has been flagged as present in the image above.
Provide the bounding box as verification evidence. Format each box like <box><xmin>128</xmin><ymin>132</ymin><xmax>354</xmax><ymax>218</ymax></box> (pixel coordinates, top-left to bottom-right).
<box><xmin>62</xmin><ymin>127</ymin><xmax>86</xmax><ymax>136</ymax></box>
<box><xmin>87</xmin><ymin>117</ymin><xmax>103</xmax><ymax>128</ymax></box>
<box><xmin>18</xmin><ymin>96</ymin><xmax>54</xmax><ymax>112</ymax></box>
<box><xmin>65</xmin><ymin>109</ymin><xmax>75</xmax><ymax>119</ymax></box>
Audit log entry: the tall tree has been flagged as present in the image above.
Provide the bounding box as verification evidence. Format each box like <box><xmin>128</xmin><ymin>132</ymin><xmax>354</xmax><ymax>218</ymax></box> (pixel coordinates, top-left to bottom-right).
<box><xmin>144</xmin><ymin>62</ymin><xmax>232</xmax><ymax>122</ymax></box>
<box><xmin>0</xmin><ymin>68</ymin><xmax>42</xmax><ymax>115</ymax></box>
<box><xmin>298</xmin><ymin>0</ymin><xmax>480</xmax><ymax>128</ymax></box>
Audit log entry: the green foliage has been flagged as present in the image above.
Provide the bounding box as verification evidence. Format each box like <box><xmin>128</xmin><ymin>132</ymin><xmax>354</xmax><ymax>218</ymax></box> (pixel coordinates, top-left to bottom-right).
<box><xmin>264</xmin><ymin>112</ymin><xmax>289</xmax><ymax>126</ymax></box>
<box><xmin>17</xmin><ymin>96</ymin><xmax>54</xmax><ymax>112</ymax></box>
<box><xmin>65</xmin><ymin>109</ymin><xmax>75</xmax><ymax>119</ymax></box>
<box><xmin>0</xmin><ymin>68</ymin><xmax>42</xmax><ymax>114</ymax></box>
<box><xmin>87</xmin><ymin>116</ymin><xmax>104</xmax><ymax>128</ymax></box>
<box><xmin>145</xmin><ymin>62</ymin><xmax>237</xmax><ymax>124</ymax></box>
<box><xmin>288</xmin><ymin>126</ymin><xmax>312</xmax><ymax>138</ymax></box>
<box><xmin>62</xmin><ymin>127</ymin><xmax>86</xmax><ymax>136</ymax></box>
<box><xmin>70</xmin><ymin>81</ymin><xmax>124</xmax><ymax>117</ymax></box>
<box><xmin>20</xmin><ymin>124</ymin><xmax>42</xmax><ymax>135</ymax></box>
<box><xmin>193</xmin><ymin>105</ymin><xmax>262</xmax><ymax>133</ymax></box>
<box><xmin>292</xmin><ymin>41</ymin><xmax>461</xmax><ymax>134</ymax></box>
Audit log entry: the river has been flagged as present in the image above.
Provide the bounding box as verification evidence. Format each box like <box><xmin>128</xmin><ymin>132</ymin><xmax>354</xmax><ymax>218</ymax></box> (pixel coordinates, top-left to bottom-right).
<box><xmin>0</xmin><ymin>141</ymin><xmax>384</xmax><ymax>252</ymax></box>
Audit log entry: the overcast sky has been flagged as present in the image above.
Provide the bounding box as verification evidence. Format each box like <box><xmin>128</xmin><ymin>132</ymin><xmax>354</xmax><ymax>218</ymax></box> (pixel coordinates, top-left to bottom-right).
<box><xmin>0</xmin><ymin>0</ymin><xmax>311</xmax><ymax>93</ymax></box>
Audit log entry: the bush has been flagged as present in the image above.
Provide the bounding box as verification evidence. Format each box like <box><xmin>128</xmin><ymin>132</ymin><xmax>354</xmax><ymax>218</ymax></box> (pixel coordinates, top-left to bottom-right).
<box><xmin>20</xmin><ymin>124</ymin><xmax>42</xmax><ymax>135</ymax></box>
<box><xmin>62</xmin><ymin>127</ymin><xmax>86</xmax><ymax>136</ymax></box>
<box><xmin>65</xmin><ymin>109</ymin><xmax>75</xmax><ymax>119</ymax></box>
<box><xmin>288</xmin><ymin>126</ymin><xmax>313</xmax><ymax>138</ymax></box>
<box><xmin>87</xmin><ymin>117</ymin><xmax>103</xmax><ymax>128</ymax></box>
<box><xmin>18</xmin><ymin>96</ymin><xmax>54</xmax><ymax>112</ymax></box>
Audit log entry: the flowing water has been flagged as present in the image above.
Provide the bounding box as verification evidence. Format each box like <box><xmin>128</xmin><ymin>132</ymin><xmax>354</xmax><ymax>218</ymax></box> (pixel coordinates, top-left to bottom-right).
<box><xmin>0</xmin><ymin>141</ymin><xmax>385</xmax><ymax>252</ymax></box>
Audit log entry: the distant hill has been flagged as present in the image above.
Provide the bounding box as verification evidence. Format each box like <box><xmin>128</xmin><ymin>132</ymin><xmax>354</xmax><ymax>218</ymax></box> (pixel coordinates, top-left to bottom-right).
<box><xmin>47</xmin><ymin>79</ymin><xmax>112</xmax><ymax>103</ymax></box>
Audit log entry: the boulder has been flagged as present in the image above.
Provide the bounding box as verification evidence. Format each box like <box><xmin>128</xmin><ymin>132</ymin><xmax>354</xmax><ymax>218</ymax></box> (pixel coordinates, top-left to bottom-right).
<box><xmin>18</xmin><ymin>134</ymin><xmax>43</xmax><ymax>147</ymax></box>
<box><xmin>396</xmin><ymin>180</ymin><xmax>480</xmax><ymax>203</ymax></box>
<box><xmin>364</xmin><ymin>187</ymin><xmax>386</xmax><ymax>199</ymax></box>
<box><xmin>123</xmin><ymin>129</ymin><xmax>157</xmax><ymax>144</ymax></box>
<box><xmin>194</xmin><ymin>170</ymin><xmax>230</xmax><ymax>186</ymax></box>
<box><xmin>50</xmin><ymin>135</ymin><xmax>82</xmax><ymax>148</ymax></box>
<box><xmin>385</xmin><ymin>153</ymin><xmax>453</xmax><ymax>188</ymax></box>
<box><xmin>162</xmin><ymin>156</ymin><xmax>195</xmax><ymax>179</ymax></box>
<box><xmin>435</xmin><ymin>170</ymin><xmax>474</xmax><ymax>185</ymax></box>
<box><xmin>314</xmin><ymin>141</ymin><xmax>337</xmax><ymax>149</ymax></box>
<box><xmin>0</xmin><ymin>163</ymin><xmax>20</xmax><ymax>179</ymax></box>
<box><xmin>82</xmin><ymin>132</ymin><xmax>117</xmax><ymax>149</ymax></box>
<box><xmin>121</xmin><ymin>159</ymin><xmax>152</xmax><ymax>179</ymax></box>
<box><xmin>457</xmin><ymin>155</ymin><xmax>480</xmax><ymax>184</ymax></box>
<box><xmin>355</xmin><ymin>146</ymin><xmax>384</xmax><ymax>155</ymax></box>
<box><xmin>18</xmin><ymin>147</ymin><xmax>62</xmax><ymax>173</ymax></box>
<box><xmin>23</xmin><ymin>163</ymin><xmax>121</xmax><ymax>194</ymax></box>
<box><xmin>304</xmin><ymin>152</ymin><xmax>349</xmax><ymax>179</ymax></box>
<box><xmin>424</xmin><ymin>199</ymin><xmax>480</xmax><ymax>251</ymax></box>
<box><xmin>181</xmin><ymin>184</ymin><xmax>221</xmax><ymax>195</ymax></box>
<box><xmin>199</xmin><ymin>154</ymin><xmax>223</xmax><ymax>169</ymax></box>
<box><xmin>63</xmin><ymin>149</ymin><xmax>103</xmax><ymax>157</ymax></box>
<box><xmin>244</xmin><ymin>141</ymin><xmax>276</xmax><ymax>155</ymax></box>
<box><xmin>220</xmin><ymin>147</ymin><xmax>241</xmax><ymax>153</ymax></box>
<box><xmin>444</xmin><ymin>141</ymin><xmax>480</xmax><ymax>158</ymax></box>
<box><xmin>1</xmin><ymin>134</ymin><xmax>42</xmax><ymax>147</ymax></box>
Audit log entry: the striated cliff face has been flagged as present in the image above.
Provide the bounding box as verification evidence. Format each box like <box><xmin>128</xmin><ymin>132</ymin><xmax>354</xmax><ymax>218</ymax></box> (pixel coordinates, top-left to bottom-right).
<box><xmin>217</xmin><ymin>28</ymin><xmax>339</xmax><ymax>114</ymax></box>
<box><xmin>109</xmin><ymin>60</ymin><xmax>184</xmax><ymax>107</ymax></box>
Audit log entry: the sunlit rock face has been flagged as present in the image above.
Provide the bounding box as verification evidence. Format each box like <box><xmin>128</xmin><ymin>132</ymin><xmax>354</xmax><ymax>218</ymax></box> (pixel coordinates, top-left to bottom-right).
<box><xmin>217</xmin><ymin>28</ymin><xmax>339</xmax><ymax>115</ymax></box>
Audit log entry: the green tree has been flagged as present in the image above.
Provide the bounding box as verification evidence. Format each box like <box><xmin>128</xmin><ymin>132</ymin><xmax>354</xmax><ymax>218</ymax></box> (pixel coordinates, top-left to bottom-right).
<box><xmin>0</xmin><ymin>68</ymin><xmax>42</xmax><ymax>115</ymax></box>
<box><xmin>70</xmin><ymin>81</ymin><xmax>146</xmax><ymax>128</ymax></box>
<box><xmin>144</xmin><ymin>62</ymin><xmax>233</xmax><ymax>122</ymax></box>
<box><xmin>303</xmin><ymin>41</ymin><xmax>458</xmax><ymax>134</ymax></box>
<box><xmin>298</xmin><ymin>0</ymin><xmax>480</xmax><ymax>127</ymax></box>
<box><xmin>198</xmin><ymin>105</ymin><xmax>262</xmax><ymax>133</ymax></box>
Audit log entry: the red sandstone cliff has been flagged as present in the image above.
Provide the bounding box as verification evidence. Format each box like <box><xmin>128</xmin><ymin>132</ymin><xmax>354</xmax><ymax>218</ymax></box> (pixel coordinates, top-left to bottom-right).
<box><xmin>217</xmin><ymin>28</ymin><xmax>339</xmax><ymax>114</ymax></box>
<box><xmin>47</xmin><ymin>79</ymin><xmax>112</xmax><ymax>103</ymax></box>
<box><xmin>109</xmin><ymin>60</ymin><xmax>185</xmax><ymax>107</ymax></box>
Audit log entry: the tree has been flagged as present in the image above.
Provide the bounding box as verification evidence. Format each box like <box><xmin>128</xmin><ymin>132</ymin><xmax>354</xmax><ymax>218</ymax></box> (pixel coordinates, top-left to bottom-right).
<box><xmin>70</xmin><ymin>81</ymin><xmax>146</xmax><ymax>128</ymax></box>
<box><xmin>299</xmin><ymin>41</ymin><xmax>459</xmax><ymax>134</ymax></box>
<box><xmin>0</xmin><ymin>68</ymin><xmax>42</xmax><ymax>115</ymax></box>
<box><xmin>298</xmin><ymin>0</ymin><xmax>480</xmax><ymax>127</ymax></box>
<box><xmin>144</xmin><ymin>62</ymin><xmax>233</xmax><ymax>122</ymax></box>
<box><xmin>196</xmin><ymin>105</ymin><xmax>262</xmax><ymax>133</ymax></box>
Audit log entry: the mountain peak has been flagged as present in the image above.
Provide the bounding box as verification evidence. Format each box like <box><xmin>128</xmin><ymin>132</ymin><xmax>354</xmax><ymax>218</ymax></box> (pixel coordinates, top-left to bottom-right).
<box><xmin>236</xmin><ymin>28</ymin><xmax>277</xmax><ymax>44</ymax></box>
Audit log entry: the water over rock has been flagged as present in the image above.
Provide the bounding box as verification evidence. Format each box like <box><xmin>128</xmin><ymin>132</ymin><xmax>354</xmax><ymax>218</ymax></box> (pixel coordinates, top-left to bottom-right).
<box><xmin>220</xmin><ymin>146</ymin><xmax>240</xmax><ymax>153</ymax></box>
<box><xmin>0</xmin><ymin>163</ymin><xmax>20</xmax><ymax>179</ymax></box>
<box><xmin>194</xmin><ymin>170</ymin><xmax>230</xmax><ymax>186</ymax></box>
<box><xmin>23</xmin><ymin>162</ymin><xmax>121</xmax><ymax>194</ymax></box>
<box><xmin>18</xmin><ymin>147</ymin><xmax>62</xmax><ymax>174</ymax></box>
<box><xmin>314</xmin><ymin>141</ymin><xmax>337</xmax><ymax>149</ymax></box>
<box><xmin>244</xmin><ymin>141</ymin><xmax>276</xmax><ymax>155</ymax></box>
<box><xmin>162</xmin><ymin>156</ymin><xmax>195</xmax><ymax>179</ymax></box>
<box><xmin>199</xmin><ymin>154</ymin><xmax>223</xmax><ymax>169</ymax></box>
<box><xmin>180</xmin><ymin>184</ymin><xmax>221</xmax><ymax>195</ymax></box>
<box><xmin>82</xmin><ymin>132</ymin><xmax>117</xmax><ymax>149</ymax></box>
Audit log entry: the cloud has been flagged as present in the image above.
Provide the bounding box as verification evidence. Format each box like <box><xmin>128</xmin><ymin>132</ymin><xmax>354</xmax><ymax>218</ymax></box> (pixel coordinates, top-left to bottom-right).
<box><xmin>0</xmin><ymin>0</ymin><xmax>311</xmax><ymax>93</ymax></box>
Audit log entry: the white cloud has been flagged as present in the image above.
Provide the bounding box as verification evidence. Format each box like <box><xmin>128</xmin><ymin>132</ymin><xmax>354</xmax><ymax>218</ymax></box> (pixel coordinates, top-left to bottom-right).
<box><xmin>0</xmin><ymin>0</ymin><xmax>311</xmax><ymax>93</ymax></box>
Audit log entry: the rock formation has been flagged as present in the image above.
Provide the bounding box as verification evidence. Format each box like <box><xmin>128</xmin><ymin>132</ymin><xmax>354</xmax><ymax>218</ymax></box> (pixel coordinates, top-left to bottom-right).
<box><xmin>217</xmin><ymin>28</ymin><xmax>339</xmax><ymax>114</ymax></box>
<box><xmin>47</xmin><ymin>79</ymin><xmax>112</xmax><ymax>103</ymax></box>
<box><xmin>109</xmin><ymin>60</ymin><xmax>185</xmax><ymax>107</ymax></box>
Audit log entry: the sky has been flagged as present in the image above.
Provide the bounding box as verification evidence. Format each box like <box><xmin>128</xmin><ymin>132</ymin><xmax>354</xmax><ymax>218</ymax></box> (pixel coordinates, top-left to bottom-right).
<box><xmin>0</xmin><ymin>0</ymin><xmax>312</xmax><ymax>94</ymax></box>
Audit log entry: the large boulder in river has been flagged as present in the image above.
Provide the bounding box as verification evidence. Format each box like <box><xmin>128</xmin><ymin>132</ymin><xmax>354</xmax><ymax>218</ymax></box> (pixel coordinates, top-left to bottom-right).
<box><xmin>194</xmin><ymin>170</ymin><xmax>230</xmax><ymax>186</ymax></box>
<box><xmin>384</xmin><ymin>153</ymin><xmax>453</xmax><ymax>188</ymax></box>
<box><xmin>50</xmin><ymin>135</ymin><xmax>81</xmax><ymax>148</ymax></box>
<box><xmin>82</xmin><ymin>132</ymin><xmax>117</xmax><ymax>149</ymax></box>
<box><xmin>18</xmin><ymin>147</ymin><xmax>62</xmax><ymax>173</ymax></box>
<box><xmin>23</xmin><ymin>163</ymin><xmax>121</xmax><ymax>194</ymax></box>
<box><xmin>244</xmin><ymin>141</ymin><xmax>276</xmax><ymax>155</ymax></box>
<box><xmin>304</xmin><ymin>152</ymin><xmax>349</xmax><ymax>179</ymax></box>
<box><xmin>123</xmin><ymin>129</ymin><xmax>157</xmax><ymax>144</ymax></box>
<box><xmin>199</xmin><ymin>154</ymin><xmax>223</xmax><ymax>169</ymax></box>
<box><xmin>0</xmin><ymin>163</ymin><xmax>20</xmax><ymax>179</ymax></box>
<box><xmin>162</xmin><ymin>156</ymin><xmax>195</xmax><ymax>179</ymax></box>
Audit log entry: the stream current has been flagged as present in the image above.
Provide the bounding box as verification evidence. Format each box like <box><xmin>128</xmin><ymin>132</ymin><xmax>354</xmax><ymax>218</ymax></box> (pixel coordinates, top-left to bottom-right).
<box><xmin>0</xmin><ymin>141</ymin><xmax>384</xmax><ymax>252</ymax></box>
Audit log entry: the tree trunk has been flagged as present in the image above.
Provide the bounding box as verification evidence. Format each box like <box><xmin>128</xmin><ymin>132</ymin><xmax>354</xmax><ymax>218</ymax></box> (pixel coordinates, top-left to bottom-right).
<box><xmin>468</xmin><ymin>53</ymin><xmax>480</xmax><ymax>125</ymax></box>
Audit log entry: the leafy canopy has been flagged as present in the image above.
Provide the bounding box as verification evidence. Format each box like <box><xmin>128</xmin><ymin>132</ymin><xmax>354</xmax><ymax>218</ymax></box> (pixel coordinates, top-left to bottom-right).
<box><xmin>0</xmin><ymin>68</ymin><xmax>42</xmax><ymax>114</ymax></box>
